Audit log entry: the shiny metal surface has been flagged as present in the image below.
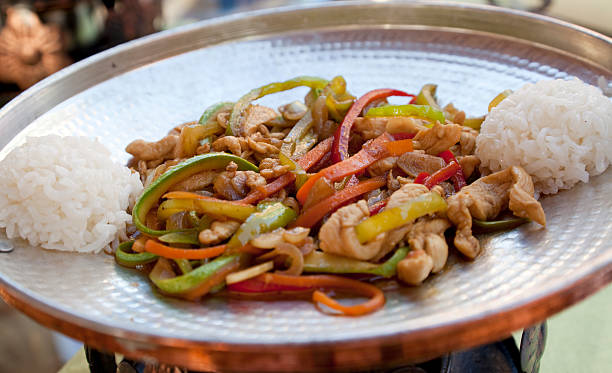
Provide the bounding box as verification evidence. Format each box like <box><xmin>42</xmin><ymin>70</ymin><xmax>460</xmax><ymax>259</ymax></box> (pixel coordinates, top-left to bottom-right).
<box><xmin>0</xmin><ymin>2</ymin><xmax>611</xmax><ymax>372</ymax></box>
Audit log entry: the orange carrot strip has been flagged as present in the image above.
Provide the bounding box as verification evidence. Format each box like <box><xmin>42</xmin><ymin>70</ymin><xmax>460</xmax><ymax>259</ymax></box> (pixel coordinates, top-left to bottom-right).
<box><xmin>144</xmin><ymin>240</ymin><xmax>226</xmax><ymax>260</ymax></box>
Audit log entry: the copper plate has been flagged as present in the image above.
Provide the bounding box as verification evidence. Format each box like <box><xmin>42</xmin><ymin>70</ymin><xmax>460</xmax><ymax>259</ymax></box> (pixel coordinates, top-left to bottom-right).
<box><xmin>0</xmin><ymin>1</ymin><xmax>611</xmax><ymax>372</ymax></box>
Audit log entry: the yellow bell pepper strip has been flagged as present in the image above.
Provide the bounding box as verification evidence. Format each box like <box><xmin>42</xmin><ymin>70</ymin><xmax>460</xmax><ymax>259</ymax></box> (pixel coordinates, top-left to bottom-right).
<box><xmin>239</xmin><ymin>137</ymin><xmax>334</xmax><ymax>205</ymax></box>
<box><xmin>181</xmin><ymin>102</ymin><xmax>234</xmax><ymax>156</ymax></box>
<box><xmin>488</xmin><ymin>89</ymin><xmax>513</xmax><ymax>112</ymax></box>
<box><xmin>174</xmin><ymin>259</ymin><xmax>193</xmax><ymax>274</ymax></box>
<box><xmin>280</xmin><ymin>111</ymin><xmax>314</xmax><ymax>157</ymax></box>
<box><xmin>226</xmin><ymin>202</ymin><xmax>297</xmax><ymax>251</ymax></box>
<box><xmin>115</xmin><ymin>241</ymin><xmax>158</xmax><ymax>268</ymax></box>
<box><xmin>463</xmin><ymin>116</ymin><xmax>485</xmax><ymax>130</ymax></box>
<box><xmin>414</xmin><ymin>83</ymin><xmax>441</xmax><ymax>110</ymax></box>
<box><xmin>292</xmin><ymin>175</ymin><xmax>386</xmax><ymax>228</ymax></box>
<box><xmin>303</xmin><ymin>247</ymin><xmax>409</xmax><ymax>277</ymax></box>
<box><xmin>355</xmin><ymin>192</ymin><xmax>447</xmax><ymax>244</ymax></box>
<box><xmin>324</xmin><ymin>76</ymin><xmax>356</xmax><ymax>121</ymax></box>
<box><xmin>149</xmin><ymin>254</ymin><xmax>245</xmax><ymax>300</ymax></box>
<box><xmin>297</xmin><ymin>134</ymin><xmax>413</xmax><ymax>204</ymax></box>
<box><xmin>132</xmin><ymin>153</ymin><xmax>258</xmax><ymax>237</ymax></box>
<box><xmin>227</xmin><ymin>76</ymin><xmax>329</xmax><ymax>135</ymax></box>
<box><xmin>158</xmin><ymin>193</ymin><xmax>256</xmax><ymax>221</ymax></box>
<box><xmin>332</xmin><ymin>88</ymin><xmax>414</xmax><ymax>163</ymax></box>
<box><xmin>278</xmin><ymin>152</ymin><xmax>309</xmax><ymax>189</ymax></box>
<box><xmin>145</xmin><ymin>240</ymin><xmax>227</xmax><ymax>260</ymax></box>
<box><xmin>366</xmin><ymin>104</ymin><xmax>446</xmax><ymax>124</ymax></box>
<box><xmin>227</xmin><ymin>273</ymin><xmax>385</xmax><ymax>316</ymax></box>
<box><xmin>473</xmin><ymin>217</ymin><xmax>530</xmax><ymax>232</ymax></box>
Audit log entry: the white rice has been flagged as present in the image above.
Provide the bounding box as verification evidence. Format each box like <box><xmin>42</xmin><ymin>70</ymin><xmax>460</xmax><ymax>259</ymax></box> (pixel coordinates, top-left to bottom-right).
<box><xmin>0</xmin><ymin>135</ymin><xmax>143</xmax><ymax>253</ymax></box>
<box><xmin>475</xmin><ymin>78</ymin><xmax>612</xmax><ymax>196</ymax></box>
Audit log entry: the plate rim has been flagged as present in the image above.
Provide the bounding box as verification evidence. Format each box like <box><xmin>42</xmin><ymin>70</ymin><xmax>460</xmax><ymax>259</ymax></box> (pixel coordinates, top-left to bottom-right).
<box><xmin>0</xmin><ymin>1</ymin><xmax>611</xmax><ymax>370</ymax></box>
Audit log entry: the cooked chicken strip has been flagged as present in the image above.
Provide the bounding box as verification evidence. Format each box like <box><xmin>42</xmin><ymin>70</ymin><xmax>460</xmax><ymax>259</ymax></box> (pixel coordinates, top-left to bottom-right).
<box><xmin>126</xmin><ymin>134</ymin><xmax>178</xmax><ymax>161</ymax></box>
<box><xmin>241</xmin><ymin>105</ymin><xmax>278</xmax><ymax>136</ymax></box>
<box><xmin>413</xmin><ymin>122</ymin><xmax>462</xmax><ymax>155</ymax></box>
<box><xmin>447</xmin><ymin>166</ymin><xmax>546</xmax><ymax>259</ymax></box>
<box><xmin>168</xmin><ymin>170</ymin><xmax>217</xmax><ymax>192</ymax></box>
<box><xmin>353</xmin><ymin>116</ymin><xmax>427</xmax><ymax>140</ymax></box>
<box><xmin>407</xmin><ymin>217</ymin><xmax>451</xmax><ymax>273</ymax></box>
<box><xmin>397</xmin><ymin>250</ymin><xmax>434</xmax><ymax>285</ymax></box>
<box><xmin>396</xmin><ymin>152</ymin><xmax>446</xmax><ymax>178</ymax></box>
<box><xmin>198</xmin><ymin>220</ymin><xmax>240</xmax><ymax>245</ymax></box>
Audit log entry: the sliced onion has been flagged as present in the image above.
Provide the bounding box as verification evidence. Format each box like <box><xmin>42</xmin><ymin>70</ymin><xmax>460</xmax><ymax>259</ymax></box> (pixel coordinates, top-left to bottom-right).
<box><xmin>258</xmin><ymin>242</ymin><xmax>304</xmax><ymax>276</ymax></box>
<box><xmin>225</xmin><ymin>261</ymin><xmax>274</xmax><ymax>285</ymax></box>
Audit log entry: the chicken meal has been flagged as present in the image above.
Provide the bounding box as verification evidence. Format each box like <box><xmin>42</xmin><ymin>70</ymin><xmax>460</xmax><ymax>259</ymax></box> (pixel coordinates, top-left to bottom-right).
<box><xmin>1</xmin><ymin>76</ymin><xmax>609</xmax><ymax>316</ymax></box>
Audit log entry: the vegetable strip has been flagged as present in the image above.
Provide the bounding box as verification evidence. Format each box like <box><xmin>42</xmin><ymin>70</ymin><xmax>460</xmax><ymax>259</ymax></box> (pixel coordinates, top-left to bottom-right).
<box><xmin>144</xmin><ymin>240</ymin><xmax>226</xmax><ymax>260</ymax></box>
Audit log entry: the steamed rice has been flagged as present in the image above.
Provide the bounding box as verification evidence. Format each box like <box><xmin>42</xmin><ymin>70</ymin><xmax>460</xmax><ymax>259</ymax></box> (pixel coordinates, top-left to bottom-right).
<box><xmin>0</xmin><ymin>135</ymin><xmax>143</xmax><ymax>253</ymax></box>
<box><xmin>476</xmin><ymin>78</ymin><xmax>612</xmax><ymax>196</ymax></box>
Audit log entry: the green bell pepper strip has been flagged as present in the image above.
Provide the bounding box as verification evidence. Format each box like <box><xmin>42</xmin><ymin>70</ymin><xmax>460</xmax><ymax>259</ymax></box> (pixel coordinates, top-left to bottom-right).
<box><xmin>366</xmin><ymin>104</ymin><xmax>446</xmax><ymax>124</ymax></box>
<box><xmin>303</xmin><ymin>247</ymin><xmax>409</xmax><ymax>277</ymax></box>
<box><xmin>149</xmin><ymin>254</ymin><xmax>244</xmax><ymax>297</ymax></box>
<box><xmin>227</xmin><ymin>76</ymin><xmax>329</xmax><ymax>136</ymax></box>
<box><xmin>473</xmin><ymin>217</ymin><xmax>530</xmax><ymax>232</ymax></box>
<box><xmin>115</xmin><ymin>241</ymin><xmax>158</xmax><ymax>268</ymax></box>
<box><xmin>414</xmin><ymin>84</ymin><xmax>441</xmax><ymax>110</ymax></box>
<box><xmin>159</xmin><ymin>231</ymin><xmax>201</xmax><ymax>245</ymax></box>
<box><xmin>226</xmin><ymin>202</ymin><xmax>297</xmax><ymax>251</ymax></box>
<box><xmin>355</xmin><ymin>192</ymin><xmax>447</xmax><ymax>244</ymax></box>
<box><xmin>181</xmin><ymin>102</ymin><xmax>234</xmax><ymax>157</ymax></box>
<box><xmin>199</xmin><ymin>101</ymin><xmax>234</xmax><ymax>125</ymax></box>
<box><xmin>463</xmin><ymin>116</ymin><xmax>485</xmax><ymax>130</ymax></box>
<box><xmin>132</xmin><ymin>153</ymin><xmax>258</xmax><ymax>237</ymax></box>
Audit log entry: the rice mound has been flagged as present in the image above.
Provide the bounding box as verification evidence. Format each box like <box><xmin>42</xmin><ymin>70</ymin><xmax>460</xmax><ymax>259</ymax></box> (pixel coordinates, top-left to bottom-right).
<box><xmin>0</xmin><ymin>135</ymin><xmax>143</xmax><ymax>253</ymax></box>
<box><xmin>475</xmin><ymin>78</ymin><xmax>612</xmax><ymax>196</ymax></box>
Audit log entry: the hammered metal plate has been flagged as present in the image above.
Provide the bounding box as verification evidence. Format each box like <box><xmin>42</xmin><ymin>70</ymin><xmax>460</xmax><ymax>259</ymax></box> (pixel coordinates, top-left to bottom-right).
<box><xmin>0</xmin><ymin>2</ymin><xmax>611</xmax><ymax>372</ymax></box>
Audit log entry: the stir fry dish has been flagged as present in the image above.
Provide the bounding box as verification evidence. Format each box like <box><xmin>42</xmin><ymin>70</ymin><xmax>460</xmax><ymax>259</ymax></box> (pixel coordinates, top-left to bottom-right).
<box><xmin>120</xmin><ymin>76</ymin><xmax>546</xmax><ymax>316</ymax></box>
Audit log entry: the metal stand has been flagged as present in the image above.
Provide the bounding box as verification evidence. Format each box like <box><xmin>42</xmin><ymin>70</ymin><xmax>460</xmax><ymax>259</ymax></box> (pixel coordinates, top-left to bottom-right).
<box><xmin>85</xmin><ymin>323</ymin><xmax>547</xmax><ymax>373</ymax></box>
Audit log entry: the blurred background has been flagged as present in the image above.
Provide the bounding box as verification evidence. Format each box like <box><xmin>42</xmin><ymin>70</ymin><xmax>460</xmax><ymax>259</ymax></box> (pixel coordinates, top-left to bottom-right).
<box><xmin>0</xmin><ymin>0</ymin><xmax>610</xmax><ymax>372</ymax></box>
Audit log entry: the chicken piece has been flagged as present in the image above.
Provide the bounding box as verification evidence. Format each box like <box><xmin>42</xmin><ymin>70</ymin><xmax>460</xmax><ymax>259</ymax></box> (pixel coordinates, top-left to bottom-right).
<box><xmin>213</xmin><ymin>162</ymin><xmax>266</xmax><ymax>200</ymax></box>
<box><xmin>126</xmin><ymin>134</ymin><xmax>178</xmax><ymax>161</ymax></box>
<box><xmin>456</xmin><ymin>155</ymin><xmax>480</xmax><ymax>179</ymax></box>
<box><xmin>198</xmin><ymin>220</ymin><xmax>240</xmax><ymax>245</ymax></box>
<box><xmin>443</xmin><ymin>103</ymin><xmax>465</xmax><ymax>125</ymax></box>
<box><xmin>407</xmin><ymin>217</ymin><xmax>451</xmax><ymax>273</ymax></box>
<box><xmin>386</xmin><ymin>183</ymin><xmax>430</xmax><ymax>209</ymax></box>
<box><xmin>353</xmin><ymin>116</ymin><xmax>427</xmax><ymax>140</ymax></box>
<box><xmin>458</xmin><ymin>126</ymin><xmax>479</xmax><ymax>156</ymax></box>
<box><xmin>396</xmin><ymin>152</ymin><xmax>446</xmax><ymax>178</ymax></box>
<box><xmin>413</xmin><ymin>122</ymin><xmax>462</xmax><ymax>155</ymax></box>
<box><xmin>247</xmin><ymin>137</ymin><xmax>279</xmax><ymax>155</ymax></box>
<box><xmin>447</xmin><ymin>166</ymin><xmax>546</xmax><ymax>259</ymax></box>
<box><xmin>168</xmin><ymin>170</ymin><xmax>217</xmax><ymax>192</ymax></box>
<box><xmin>397</xmin><ymin>250</ymin><xmax>434</xmax><ymax>285</ymax></box>
<box><xmin>241</xmin><ymin>105</ymin><xmax>278</xmax><ymax>136</ymax></box>
<box><xmin>319</xmin><ymin>200</ymin><xmax>405</xmax><ymax>261</ymax></box>
<box><xmin>259</xmin><ymin>157</ymin><xmax>290</xmax><ymax>179</ymax></box>
<box><xmin>212</xmin><ymin>136</ymin><xmax>243</xmax><ymax>156</ymax></box>
<box><xmin>368</xmin><ymin>156</ymin><xmax>398</xmax><ymax>177</ymax></box>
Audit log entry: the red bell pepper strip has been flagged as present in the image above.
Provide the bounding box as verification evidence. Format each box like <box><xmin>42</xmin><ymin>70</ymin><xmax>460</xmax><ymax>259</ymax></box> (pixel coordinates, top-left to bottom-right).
<box><xmin>423</xmin><ymin>162</ymin><xmax>460</xmax><ymax>189</ymax></box>
<box><xmin>413</xmin><ymin>172</ymin><xmax>430</xmax><ymax>185</ymax></box>
<box><xmin>391</xmin><ymin>132</ymin><xmax>416</xmax><ymax>140</ymax></box>
<box><xmin>368</xmin><ymin>198</ymin><xmax>388</xmax><ymax>215</ymax></box>
<box><xmin>331</xmin><ymin>89</ymin><xmax>414</xmax><ymax>163</ymax></box>
<box><xmin>297</xmin><ymin>134</ymin><xmax>413</xmax><ymax>204</ymax></box>
<box><xmin>227</xmin><ymin>273</ymin><xmax>385</xmax><ymax>316</ymax></box>
<box><xmin>292</xmin><ymin>176</ymin><xmax>386</xmax><ymax>228</ymax></box>
<box><xmin>437</xmin><ymin>150</ymin><xmax>467</xmax><ymax>191</ymax></box>
<box><xmin>239</xmin><ymin>137</ymin><xmax>333</xmax><ymax>205</ymax></box>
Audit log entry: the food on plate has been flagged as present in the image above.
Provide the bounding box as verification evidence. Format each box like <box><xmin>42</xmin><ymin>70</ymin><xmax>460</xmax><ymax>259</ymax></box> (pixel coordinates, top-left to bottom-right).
<box><xmin>476</xmin><ymin>79</ymin><xmax>612</xmax><ymax>195</ymax></box>
<box><xmin>0</xmin><ymin>135</ymin><xmax>143</xmax><ymax>252</ymax></box>
<box><xmin>113</xmin><ymin>75</ymin><xmax>578</xmax><ymax>316</ymax></box>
